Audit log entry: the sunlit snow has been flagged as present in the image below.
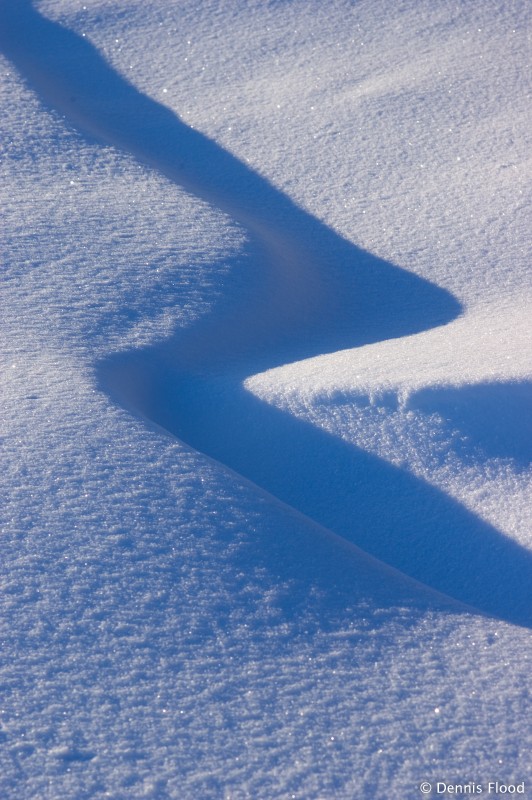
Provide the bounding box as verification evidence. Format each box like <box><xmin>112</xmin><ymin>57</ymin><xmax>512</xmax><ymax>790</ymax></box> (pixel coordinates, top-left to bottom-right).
<box><xmin>0</xmin><ymin>1</ymin><xmax>530</xmax><ymax>798</ymax></box>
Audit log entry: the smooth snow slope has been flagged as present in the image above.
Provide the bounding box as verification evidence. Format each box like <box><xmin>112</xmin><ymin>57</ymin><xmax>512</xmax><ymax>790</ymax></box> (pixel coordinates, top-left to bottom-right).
<box><xmin>3</xmin><ymin>0</ymin><xmax>529</xmax><ymax>624</ymax></box>
<box><xmin>1</xmin><ymin>0</ymin><xmax>531</xmax><ymax>798</ymax></box>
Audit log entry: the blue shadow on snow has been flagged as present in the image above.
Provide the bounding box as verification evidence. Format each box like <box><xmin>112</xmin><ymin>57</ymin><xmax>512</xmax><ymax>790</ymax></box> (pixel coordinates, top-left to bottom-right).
<box><xmin>3</xmin><ymin>1</ymin><xmax>530</xmax><ymax>627</ymax></box>
<box><xmin>408</xmin><ymin>381</ymin><xmax>532</xmax><ymax>467</ymax></box>
<box><xmin>103</xmin><ymin>360</ymin><xmax>532</xmax><ymax>628</ymax></box>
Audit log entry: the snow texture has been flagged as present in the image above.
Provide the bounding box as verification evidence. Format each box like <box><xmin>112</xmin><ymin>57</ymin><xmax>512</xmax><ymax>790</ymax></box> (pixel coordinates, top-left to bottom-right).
<box><xmin>0</xmin><ymin>0</ymin><xmax>530</xmax><ymax>798</ymax></box>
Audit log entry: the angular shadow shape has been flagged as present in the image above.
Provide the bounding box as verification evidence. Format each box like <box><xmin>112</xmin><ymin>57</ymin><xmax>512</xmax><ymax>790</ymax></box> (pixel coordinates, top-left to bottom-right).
<box><xmin>101</xmin><ymin>358</ymin><xmax>532</xmax><ymax>628</ymax></box>
<box><xmin>408</xmin><ymin>381</ymin><xmax>532</xmax><ymax>467</ymax></box>
<box><xmin>6</xmin><ymin>2</ymin><xmax>529</xmax><ymax>627</ymax></box>
<box><xmin>0</xmin><ymin>0</ymin><xmax>460</xmax><ymax>372</ymax></box>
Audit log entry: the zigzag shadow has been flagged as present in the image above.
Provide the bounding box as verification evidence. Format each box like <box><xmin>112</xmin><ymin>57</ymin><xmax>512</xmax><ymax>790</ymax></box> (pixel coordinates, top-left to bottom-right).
<box><xmin>101</xmin><ymin>358</ymin><xmax>532</xmax><ymax>628</ymax></box>
<box><xmin>0</xmin><ymin>0</ymin><xmax>458</xmax><ymax>368</ymax></box>
<box><xmin>4</xmin><ymin>1</ymin><xmax>530</xmax><ymax>626</ymax></box>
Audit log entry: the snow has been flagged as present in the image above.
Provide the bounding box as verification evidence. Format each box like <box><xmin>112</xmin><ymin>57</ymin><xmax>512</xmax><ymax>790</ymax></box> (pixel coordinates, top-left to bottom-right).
<box><xmin>0</xmin><ymin>0</ymin><xmax>530</xmax><ymax>798</ymax></box>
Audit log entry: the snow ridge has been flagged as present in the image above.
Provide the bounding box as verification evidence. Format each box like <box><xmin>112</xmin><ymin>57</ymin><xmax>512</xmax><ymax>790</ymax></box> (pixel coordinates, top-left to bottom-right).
<box><xmin>1</xmin><ymin>1</ymin><xmax>531</xmax><ymax>797</ymax></box>
<box><xmin>2</xmin><ymin>0</ymin><xmax>530</xmax><ymax>626</ymax></box>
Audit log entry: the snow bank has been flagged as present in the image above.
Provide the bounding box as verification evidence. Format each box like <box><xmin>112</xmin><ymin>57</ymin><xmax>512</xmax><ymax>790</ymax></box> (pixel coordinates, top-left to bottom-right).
<box><xmin>1</xmin><ymin>0</ymin><xmax>530</xmax><ymax>798</ymax></box>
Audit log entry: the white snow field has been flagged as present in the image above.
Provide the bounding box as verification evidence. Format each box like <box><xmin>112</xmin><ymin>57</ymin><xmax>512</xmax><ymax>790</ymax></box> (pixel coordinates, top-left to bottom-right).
<box><xmin>1</xmin><ymin>0</ymin><xmax>531</xmax><ymax>797</ymax></box>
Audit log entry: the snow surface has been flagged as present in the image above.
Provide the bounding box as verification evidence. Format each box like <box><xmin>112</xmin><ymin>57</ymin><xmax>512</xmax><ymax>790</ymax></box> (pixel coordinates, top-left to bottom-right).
<box><xmin>1</xmin><ymin>0</ymin><xmax>531</xmax><ymax>798</ymax></box>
